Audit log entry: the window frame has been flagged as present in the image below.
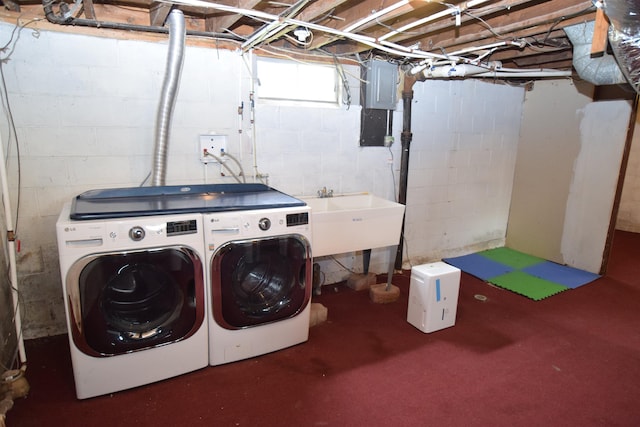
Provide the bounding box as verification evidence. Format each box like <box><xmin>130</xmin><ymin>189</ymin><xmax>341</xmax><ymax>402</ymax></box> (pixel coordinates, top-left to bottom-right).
<box><xmin>256</xmin><ymin>57</ymin><xmax>342</xmax><ymax>108</ymax></box>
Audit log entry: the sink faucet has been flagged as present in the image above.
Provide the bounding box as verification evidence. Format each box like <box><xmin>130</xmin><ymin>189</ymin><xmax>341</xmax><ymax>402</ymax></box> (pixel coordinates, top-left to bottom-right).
<box><xmin>317</xmin><ymin>187</ymin><xmax>334</xmax><ymax>198</ymax></box>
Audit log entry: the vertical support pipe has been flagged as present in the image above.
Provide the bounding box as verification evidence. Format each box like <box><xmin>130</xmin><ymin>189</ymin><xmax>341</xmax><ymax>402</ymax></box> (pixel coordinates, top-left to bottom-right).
<box><xmin>363</xmin><ymin>249</ymin><xmax>371</xmax><ymax>275</ymax></box>
<box><xmin>394</xmin><ymin>76</ymin><xmax>416</xmax><ymax>270</ymax></box>
<box><xmin>386</xmin><ymin>245</ymin><xmax>398</xmax><ymax>291</ymax></box>
<box><xmin>0</xmin><ymin>132</ymin><xmax>26</xmax><ymax>366</ymax></box>
<box><xmin>151</xmin><ymin>9</ymin><xmax>186</xmax><ymax>187</ymax></box>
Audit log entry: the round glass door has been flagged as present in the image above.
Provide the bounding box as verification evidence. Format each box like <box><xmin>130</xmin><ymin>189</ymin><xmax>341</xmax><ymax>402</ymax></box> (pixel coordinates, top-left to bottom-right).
<box><xmin>211</xmin><ymin>235</ymin><xmax>311</xmax><ymax>329</ymax></box>
<box><xmin>71</xmin><ymin>247</ymin><xmax>204</xmax><ymax>356</ymax></box>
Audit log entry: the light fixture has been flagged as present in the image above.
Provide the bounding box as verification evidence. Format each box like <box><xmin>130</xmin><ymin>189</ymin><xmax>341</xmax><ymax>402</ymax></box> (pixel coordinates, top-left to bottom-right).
<box><xmin>293</xmin><ymin>26</ymin><xmax>311</xmax><ymax>42</ymax></box>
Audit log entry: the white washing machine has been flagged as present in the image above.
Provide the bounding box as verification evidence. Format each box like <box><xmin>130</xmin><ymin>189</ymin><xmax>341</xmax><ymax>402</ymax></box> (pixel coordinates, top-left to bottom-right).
<box><xmin>204</xmin><ymin>205</ymin><xmax>312</xmax><ymax>366</ymax></box>
<box><xmin>56</xmin><ymin>189</ymin><xmax>209</xmax><ymax>399</ymax></box>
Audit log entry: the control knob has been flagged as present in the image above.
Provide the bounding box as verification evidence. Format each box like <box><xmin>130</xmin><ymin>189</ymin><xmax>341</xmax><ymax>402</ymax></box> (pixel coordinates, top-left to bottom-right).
<box><xmin>129</xmin><ymin>226</ymin><xmax>145</xmax><ymax>241</ymax></box>
<box><xmin>258</xmin><ymin>217</ymin><xmax>271</xmax><ymax>231</ymax></box>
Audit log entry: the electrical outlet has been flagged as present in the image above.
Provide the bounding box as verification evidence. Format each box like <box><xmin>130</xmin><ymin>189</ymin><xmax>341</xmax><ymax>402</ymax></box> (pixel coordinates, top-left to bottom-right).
<box><xmin>199</xmin><ymin>134</ymin><xmax>227</xmax><ymax>164</ymax></box>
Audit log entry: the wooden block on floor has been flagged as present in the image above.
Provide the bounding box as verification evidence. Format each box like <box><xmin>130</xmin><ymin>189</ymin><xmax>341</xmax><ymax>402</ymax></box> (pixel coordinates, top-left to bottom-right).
<box><xmin>309</xmin><ymin>303</ymin><xmax>328</xmax><ymax>327</ymax></box>
<box><xmin>346</xmin><ymin>272</ymin><xmax>377</xmax><ymax>291</ymax></box>
<box><xmin>369</xmin><ymin>283</ymin><xmax>400</xmax><ymax>304</ymax></box>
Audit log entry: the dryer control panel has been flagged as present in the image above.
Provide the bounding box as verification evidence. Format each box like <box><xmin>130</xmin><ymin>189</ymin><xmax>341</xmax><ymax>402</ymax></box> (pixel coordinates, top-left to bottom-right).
<box><xmin>286</xmin><ymin>212</ymin><xmax>309</xmax><ymax>227</ymax></box>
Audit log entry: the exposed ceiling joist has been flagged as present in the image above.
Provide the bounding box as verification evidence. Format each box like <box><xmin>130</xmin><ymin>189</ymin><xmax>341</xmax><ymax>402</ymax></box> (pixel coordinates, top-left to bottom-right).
<box><xmin>2</xmin><ymin>0</ymin><xmax>634</xmax><ymax>85</ymax></box>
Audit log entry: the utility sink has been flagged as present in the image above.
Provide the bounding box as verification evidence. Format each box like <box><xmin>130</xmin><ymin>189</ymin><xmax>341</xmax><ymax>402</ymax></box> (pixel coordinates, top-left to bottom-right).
<box><xmin>303</xmin><ymin>194</ymin><xmax>405</xmax><ymax>257</ymax></box>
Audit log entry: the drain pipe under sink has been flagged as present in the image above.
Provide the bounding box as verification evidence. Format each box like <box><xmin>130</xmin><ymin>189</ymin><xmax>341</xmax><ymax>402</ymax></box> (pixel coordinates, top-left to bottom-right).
<box><xmin>151</xmin><ymin>9</ymin><xmax>186</xmax><ymax>186</ymax></box>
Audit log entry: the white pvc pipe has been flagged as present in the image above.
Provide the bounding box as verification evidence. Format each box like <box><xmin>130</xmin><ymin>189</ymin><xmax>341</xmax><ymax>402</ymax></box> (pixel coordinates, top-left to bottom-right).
<box><xmin>378</xmin><ymin>0</ymin><xmax>493</xmax><ymax>42</ymax></box>
<box><xmin>379</xmin><ymin>6</ymin><xmax>454</xmax><ymax>41</ymax></box>
<box><xmin>423</xmin><ymin>63</ymin><xmax>491</xmax><ymax>77</ymax></box>
<box><xmin>467</xmin><ymin>0</ymin><xmax>493</xmax><ymax>7</ymax></box>
<box><xmin>421</xmin><ymin>67</ymin><xmax>571</xmax><ymax>79</ymax></box>
<box><xmin>487</xmin><ymin>66</ymin><xmax>571</xmax><ymax>73</ymax></box>
<box><xmin>474</xmin><ymin>70</ymin><xmax>572</xmax><ymax>78</ymax></box>
<box><xmin>343</xmin><ymin>0</ymin><xmax>410</xmax><ymax>33</ymax></box>
<box><xmin>0</xmin><ymin>132</ymin><xmax>26</xmax><ymax>366</ymax></box>
<box><xmin>449</xmin><ymin>40</ymin><xmax>521</xmax><ymax>56</ymax></box>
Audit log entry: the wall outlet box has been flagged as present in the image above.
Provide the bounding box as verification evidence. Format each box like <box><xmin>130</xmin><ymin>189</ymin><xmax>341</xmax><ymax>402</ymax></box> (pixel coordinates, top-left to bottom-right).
<box><xmin>199</xmin><ymin>134</ymin><xmax>227</xmax><ymax>164</ymax></box>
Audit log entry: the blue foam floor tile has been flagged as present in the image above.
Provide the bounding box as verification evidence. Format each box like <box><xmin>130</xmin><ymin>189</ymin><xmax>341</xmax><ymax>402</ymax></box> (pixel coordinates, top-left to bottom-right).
<box><xmin>522</xmin><ymin>261</ymin><xmax>600</xmax><ymax>289</ymax></box>
<box><xmin>443</xmin><ymin>253</ymin><xmax>514</xmax><ymax>281</ymax></box>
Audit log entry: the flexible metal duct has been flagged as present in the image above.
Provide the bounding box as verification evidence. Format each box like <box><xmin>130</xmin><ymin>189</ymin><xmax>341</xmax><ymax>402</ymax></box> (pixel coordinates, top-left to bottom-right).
<box><xmin>565</xmin><ymin>20</ymin><xmax>627</xmax><ymax>86</ymax></box>
<box><xmin>151</xmin><ymin>9</ymin><xmax>186</xmax><ymax>186</ymax></box>
<box><xmin>604</xmin><ymin>0</ymin><xmax>640</xmax><ymax>94</ymax></box>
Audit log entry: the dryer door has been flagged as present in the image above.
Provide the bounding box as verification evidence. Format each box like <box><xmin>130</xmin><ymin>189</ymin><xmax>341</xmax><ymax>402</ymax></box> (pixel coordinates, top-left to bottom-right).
<box><xmin>211</xmin><ymin>235</ymin><xmax>311</xmax><ymax>329</ymax></box>
<box><xmin>66</xmin><ymin>246</ymin><xmax>205</xmax><ymax>356</ymax></box>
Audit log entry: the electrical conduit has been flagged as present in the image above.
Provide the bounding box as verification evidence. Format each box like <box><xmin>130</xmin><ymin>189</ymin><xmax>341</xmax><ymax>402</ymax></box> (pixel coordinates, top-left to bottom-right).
<box><xmin>0</xmin><ymin>133</ymin><xmax>26</xmax><ymax>367</ymax></box>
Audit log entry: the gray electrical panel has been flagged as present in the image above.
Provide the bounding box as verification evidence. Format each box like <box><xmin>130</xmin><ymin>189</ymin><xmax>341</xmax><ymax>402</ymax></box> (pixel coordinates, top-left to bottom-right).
<box><xmin>361</xmin><ymin>60</ymin><xmax>398</xmax><ymax>110</ymax></box>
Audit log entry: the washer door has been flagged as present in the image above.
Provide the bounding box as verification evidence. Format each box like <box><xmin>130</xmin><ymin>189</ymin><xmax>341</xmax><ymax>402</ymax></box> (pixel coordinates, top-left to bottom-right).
<box><xmin>67</xmin><ymin>246</ymin><xmax>204</xmax><ymax>356</ymax></box>
<box><xmin>211</xmin><ymin>235</ymin><xmax>311</xmax><ymax>329</ymax></box>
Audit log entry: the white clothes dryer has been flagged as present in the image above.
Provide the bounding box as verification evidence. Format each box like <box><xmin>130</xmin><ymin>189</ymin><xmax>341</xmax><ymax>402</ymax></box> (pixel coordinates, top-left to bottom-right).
<box><xmin>204</xmin><ymin>205</ymin><xmax>312</xmax><ymax>366</ymax></box>
<box><xmin>56</xmin><ymin>197</ymin><xmax>208</xmax><ymax>399</ymax></box>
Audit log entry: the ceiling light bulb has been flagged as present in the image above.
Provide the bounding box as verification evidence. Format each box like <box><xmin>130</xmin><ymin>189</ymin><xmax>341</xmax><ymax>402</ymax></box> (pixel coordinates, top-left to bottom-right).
<box><xmin>293</xmin><ymin>27</ymin><xmax>311</xmax><ymax>42</ymax></box>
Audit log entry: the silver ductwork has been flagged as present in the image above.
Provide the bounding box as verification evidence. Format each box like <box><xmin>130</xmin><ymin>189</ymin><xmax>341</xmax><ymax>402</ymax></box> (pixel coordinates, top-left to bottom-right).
<box><xmin>151</xmin><ymin>9</ymin><xmax>186</xmax><ymax>187</ymax></box>
<box><xmin>565</xmin><ymin>20</ymin><xmax>627</xmax><ymax>86</ymax></box>
<box><xmin>604</xmin><ymin>0</ymin><xmax>640</xmax><ymax>94</ymax></box>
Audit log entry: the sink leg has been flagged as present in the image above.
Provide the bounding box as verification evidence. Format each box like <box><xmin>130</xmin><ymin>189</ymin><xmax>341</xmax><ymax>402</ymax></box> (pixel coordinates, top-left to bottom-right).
<box><xmin>363</xmin><ymin>249</ymin><xmax>371</xmax><ymax>275</ymax></box>
<box><xmin>386</xmin><ymin>245</ymin><xmax>397</xmax><ymax>291</ymax></box>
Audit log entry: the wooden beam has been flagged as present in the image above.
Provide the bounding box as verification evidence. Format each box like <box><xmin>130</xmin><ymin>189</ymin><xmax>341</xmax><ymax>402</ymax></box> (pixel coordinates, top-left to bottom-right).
<box><xmin>205</xmin><ymin>0</ymin><xmax>262</xmax><ymax>33</ymax></box>
<box><xmin>590</xmin><ymin>7</ymin><xmax>609</xmax><ymax>57</ymax></box>
<box><xmin>298</xmin><ymin>0</ymin><xmax>351</xmax><ymax>24</ymax></box>
<box><xmin>150</xmin><ymin>2</ymin><xmax>172</xmax><ymax>27</ymax></box>
<box><xmin>83</xmin><ymin>0</ymin><xmax>97</xmax><ymax>20</ymax></box>
<box><xmin>2</xmin><ymin>0</ymin><xmax>20</xmax><ymax>12</ymax></box>
<box><xmin>369</xmin><ymin>0</ymin><xmax>541</xmax><ymax>42</ymax></box>
<box><xmin>512</xmin><ymin>51</ymin><xmax>573</xmax><ymax>67</ymax></box>
<box><xmin>307</xmin><ymin>0</ymin><xmax>429</xmax><ymax>50</ymax></box>
<box><xmin>421</xmin><ymin>1</ymin><xmax>595</xmax><ymax>53</ymax></box>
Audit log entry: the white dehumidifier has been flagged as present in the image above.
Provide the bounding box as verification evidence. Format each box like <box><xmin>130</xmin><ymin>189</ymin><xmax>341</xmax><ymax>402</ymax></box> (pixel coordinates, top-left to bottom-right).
<box><xmin>407</xmin><ymin>262</ymin><xmax>461</xmax><ymax>333</ymax></box>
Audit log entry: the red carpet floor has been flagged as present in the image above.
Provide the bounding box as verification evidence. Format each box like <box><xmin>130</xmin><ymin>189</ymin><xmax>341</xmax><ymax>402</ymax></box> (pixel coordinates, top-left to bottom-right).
<box><xmin>7</xmin><ymin>230</ymin><xmax>640</xmax><ymax>426</ymax></box>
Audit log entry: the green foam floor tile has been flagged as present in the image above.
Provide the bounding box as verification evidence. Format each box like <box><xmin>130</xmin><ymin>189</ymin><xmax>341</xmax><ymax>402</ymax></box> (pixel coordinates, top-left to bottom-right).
<box><xmin>479</xmin><ymin>247</ymin><xmax>545</xmax><ymax>270</ymax></box>
<box><xmin>489</xmin><ymin>271</ymin><xmax>569</xmax><ymax>301</ymax></box>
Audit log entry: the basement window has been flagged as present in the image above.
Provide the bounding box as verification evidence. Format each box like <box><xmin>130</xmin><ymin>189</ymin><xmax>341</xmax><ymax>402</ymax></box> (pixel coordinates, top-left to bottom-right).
<box><xmin>256</xmin><ymin>58</ymin><xmax>340</xmax><ymax>106</ymax></box>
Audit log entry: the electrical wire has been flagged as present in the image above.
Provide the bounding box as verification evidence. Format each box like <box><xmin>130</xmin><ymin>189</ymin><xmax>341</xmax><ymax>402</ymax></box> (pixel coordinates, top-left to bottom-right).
<box><xmin>0</xmin><ymin>66</ymin><xmax>20</xmax><ymax>235</ymax></box>
<box><xmin>0</xmin><ymin>16</ymin><xmax>40</xmax><ymax>240</ymax></box>
<box><xmin>330</xmin><ymin>255</ymin><xmax>357</xmax><ymax>274</ymax></box>
<box><xmin>0</xmin><ymin>17</ymin><xmax>50</xmax><ymax>370</ymax></box>
<box><xmin>323</xmin><ymin>50</ymin><xmax>352</xmax><ymax>109</ymax></box>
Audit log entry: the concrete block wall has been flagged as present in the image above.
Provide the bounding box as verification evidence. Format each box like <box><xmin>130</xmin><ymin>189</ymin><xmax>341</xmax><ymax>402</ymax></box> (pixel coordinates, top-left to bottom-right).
<box><xmin>0</xmin><ymin>21</ymin><xmax>524</xmax><ymax>339</ymax></box>
<box><xmin>403</xmin><ymin>79</ymin><xmax>524</xmax><ymax>265</ymax></box>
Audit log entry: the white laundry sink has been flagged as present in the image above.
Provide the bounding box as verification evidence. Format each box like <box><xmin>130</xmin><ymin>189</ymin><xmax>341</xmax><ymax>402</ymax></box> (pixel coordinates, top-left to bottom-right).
<box><xmin>303</xmin><ymin>194</ymin><xmax>405</xmax><ymax>257</ymax></box>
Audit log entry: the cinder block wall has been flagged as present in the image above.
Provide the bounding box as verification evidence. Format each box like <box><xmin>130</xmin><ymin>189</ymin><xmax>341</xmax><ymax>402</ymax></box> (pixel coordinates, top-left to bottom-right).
<box><xmin>0</xmin><ymin>22</ymin><xmax>524</xmax><ymax>339</ymax></box>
